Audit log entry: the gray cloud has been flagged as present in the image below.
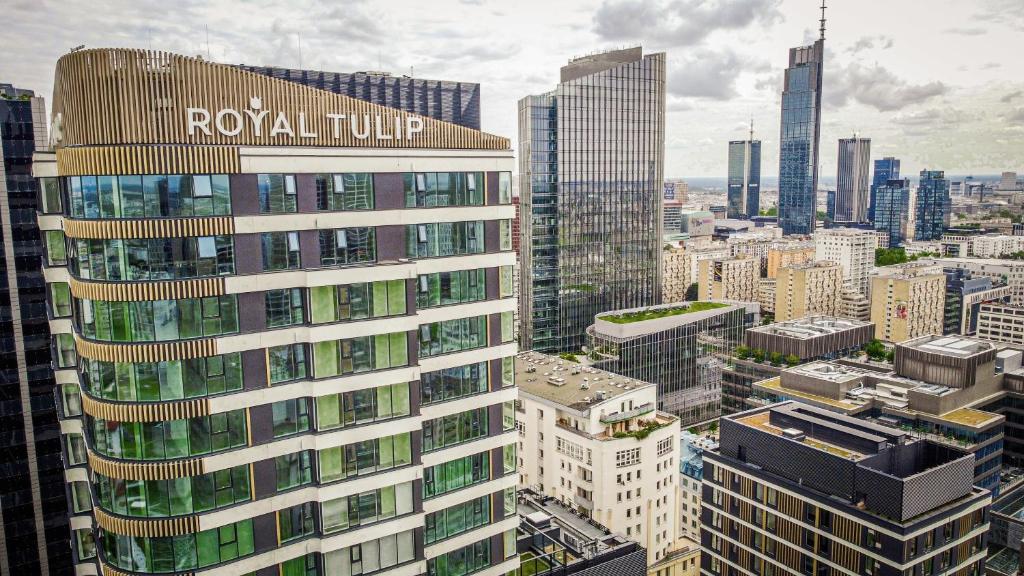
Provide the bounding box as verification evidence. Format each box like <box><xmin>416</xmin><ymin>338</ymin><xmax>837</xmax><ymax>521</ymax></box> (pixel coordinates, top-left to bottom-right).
<box><xmin>1007</xmin><ymin>108</ymin><xmax>1024</xmax><ymax>124</ymax></box>
<box><xmin>891</xmin><ymin>107</ymin><xmax>972</xmax><ymax>127</ymax></box>
<box><xmin>667</xmin><ymin>49</ymin><xmax>762</xmax><ymax>100</ymax></box>
<box><xmin>943</xmin><ymin>27</ymin><xmax>987</xmax><ymax>36</ymax></box>
<box><xmin>318</xmin><ymin>5</ymin><xmax>385</xmax><ymax>43</ymax></box>
<box><xmin>592</xmin><ymin>0</ymin><xmax>782</xmax><ymax>47</ymax></box>
<box><xmin>1001</xmin><ymin>90</ymin><xmax>1023</xmax><ymax>103</ymax></box>
<box><xmin>847</xmin><ymin>35</ymin><xmax>893</xmax><ymax>52</ymax></box>
<box><xmin>825</xmin><ymin>62</ymin><xmax>946</xmax><ymax>112</ymax></box>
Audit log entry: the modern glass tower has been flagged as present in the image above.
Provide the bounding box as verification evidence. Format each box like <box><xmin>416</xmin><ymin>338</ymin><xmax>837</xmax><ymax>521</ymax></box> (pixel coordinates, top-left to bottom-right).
<box><xmin>41</xmin><ymin>48</ymin><xmax>519</xmax><ymax>576</ymax></box>
<box><xmin>778</xmin><ymin>22</ymin><xmax>825</xmax><ymax>235</ymax></box>
<box><xmin>0</xmin><ymin>84</ymin><xmax>72</xmax><ymax>575</ymax></box>
<box><xmin>727</xmin><ymin>137</ymin><xmax>761</xmax><ymax>219</ymax></box>
<box><xmin>915</xmin><ymin>170</ymin><xmax>952</xmax><ymax>241</ymax></box>
<box><xmin>518</xmin><ymin>47</ymin><xmax>665</xmax><ymax>353</ymax></box>
<box><xmin>831</xmin><ymin>136</ymin><xmax>871</xmax><ymax>224</ymax></box>
<box><xmin>869</xmin><ymin>156</ymin><xmax>900</xmax><ymax>221</ymax></box>
<box><xmin>873</xmin><ymin>178</ymin><xmax>911</xmax><ymax>247</ymax></box>
<box><xmin>237</xmin><ymin>65</ymin><xmax>482</xmax><ymax>130</ymax></box>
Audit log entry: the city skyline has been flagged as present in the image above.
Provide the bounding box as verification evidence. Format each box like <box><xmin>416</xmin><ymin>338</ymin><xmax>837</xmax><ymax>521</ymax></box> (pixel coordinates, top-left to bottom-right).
<box><xmin>1</xmin><ymin>0</ymin><xmax>1021</xmax><ymax>178</ymax></box>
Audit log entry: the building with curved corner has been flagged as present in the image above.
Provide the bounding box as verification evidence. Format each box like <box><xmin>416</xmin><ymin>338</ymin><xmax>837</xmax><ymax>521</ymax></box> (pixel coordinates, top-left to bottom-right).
<box><xmin>36</xmin><ymin>48</ymin><xmax>518</xmax><ymax>576</ymax></box>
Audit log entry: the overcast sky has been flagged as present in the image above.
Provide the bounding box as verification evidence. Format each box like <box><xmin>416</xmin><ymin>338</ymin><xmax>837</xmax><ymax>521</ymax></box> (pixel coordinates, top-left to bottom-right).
<box><xmin>3</xmin><ymin>0</ymin><xmax>1022</xmax><ymax>177</ymax></box>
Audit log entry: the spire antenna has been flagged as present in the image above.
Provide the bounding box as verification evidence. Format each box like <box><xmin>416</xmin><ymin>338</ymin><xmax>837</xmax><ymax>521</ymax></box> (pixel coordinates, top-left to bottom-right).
<box><xmin>819</xmin><ymin>0</ymin><xmax>827</xmax><ymax>40</ymax></box>
<box><xmin>749</xmin><ymin>116</ymin><xmax>754</xmax><ymax>141</ymax></box>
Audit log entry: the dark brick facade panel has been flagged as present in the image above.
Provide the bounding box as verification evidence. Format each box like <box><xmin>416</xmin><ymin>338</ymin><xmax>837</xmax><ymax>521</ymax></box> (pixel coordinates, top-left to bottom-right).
<box><xmin>230</xmin><ymin>174</ymin><xmax>259</xmax><ymax>216</ymax></box>
<box><xmin>375</xmin><ymin>173</ymin><xmax>406</xmax><ymax>210</ymax></box>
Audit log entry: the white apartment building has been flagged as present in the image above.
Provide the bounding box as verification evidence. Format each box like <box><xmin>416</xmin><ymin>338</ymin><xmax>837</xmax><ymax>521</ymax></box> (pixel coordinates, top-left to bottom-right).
<box><xmin>515</xmin><ymin>352</ymin><xmax>682</xmax><ymax>566</ymax></box>
<box><xmin>972</xmin><ymin>235</ymin><xmax>1024</xmax><ymax>258</ymax></box>
<box><xmin>977</xmin><ymin>303</ymin><xmax>1024</xmax><ymax>346</ymax></box>
<box><xmin>814</xmin><ymin>228</ymin><xmax>878</xmax><ymax>295</ymax></box>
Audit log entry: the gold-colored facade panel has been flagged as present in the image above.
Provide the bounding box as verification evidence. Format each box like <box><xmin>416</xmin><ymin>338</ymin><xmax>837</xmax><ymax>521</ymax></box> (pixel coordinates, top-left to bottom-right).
<box><xmin>56</xmin><ymin>145</ymin><xmax>240</xmax><ymax>175</ymax></box>
<box><xmin>74</xmin><ymin>334</ymin><xmax>219</xmax><ymax>363</ymax></box>
<box><xmin>87</xmin><ymin>450</ymin><xmax>205</xmax><ymax>480</ymax></box>
<box><xmin>94</xmin><ymin>507</ymin><xmax>200</xmax><ymax>538</ymax></box>
<box><xmin>81</xmin><ymin>393</ymin><xmax>211</xmax><ymax>422</ymax></box>
<box><xmin>52</xmin><ymin>48</ymin><xmax>509</xmax><ymax>151</ymax></box>
<box><xmin>69</xmin><ymin>277</ymin><xmax>226</xmax><ymax>301</ymax></box>
<box><xmin>63</xmin><ymin>216</ymin><xmax>234</xmax><ymax>239</ymax></box>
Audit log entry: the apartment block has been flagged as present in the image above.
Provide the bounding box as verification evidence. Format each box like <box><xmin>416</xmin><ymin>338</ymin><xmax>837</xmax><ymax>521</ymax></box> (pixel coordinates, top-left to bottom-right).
<box><xmin>662</xmin><ymin>243</ymin><xmax>689</xmax><ymax>303</ymax></box>
<box><xmin>702</xmin><ymin>402</ymin><xmax>990</xmax><ymax>576</ymax></box>
<box><xmin>870</xmin><ymin>262</ymin><xmax>946</xmax><ymax>342</ymax></box>
<box><xmin>814</xmin><ymin>228</ymin><xmax>878</xmax><ymax>295</ymax></box>
<box><xmin>972</xmin><ymin>235</ymin><xmax>1024</xmax><ymax>258</ymax></box>
<box><xmin>758</xmin><ymin>279</ymin><xmax>777</xmax><ymax>315</ymax></box>
<box><xmin>40</xmin><ymin>49</ymin><xmax>518</xmax><ymax>576</ymax></box>
<box><xmin>977</xmin><ymin>303</ymin><xmax>1024</xmax><ymax>346</ymax></box>
<box><xmin>697</xmin><ymin>255</ymin><xmax>757</xmax><ymax>303</ymax></box>
<box><xmin>515</xmin><ymin>352</ymin><xmax>681</xmax><ymax>566</ymax></box>
<box><xmin>765</xmin><ymin>243</ymin><xmax>815</xmax><ymax>279</ymax></box>
<box><xmin>839</xmin><ymin>289</ymin><xmax>871</xmax><ymax>321</ymax></box>
<box><xmin>774</xmin><ymin>261</ymin><xmax>843</xmax><ymax>321</ymax></box>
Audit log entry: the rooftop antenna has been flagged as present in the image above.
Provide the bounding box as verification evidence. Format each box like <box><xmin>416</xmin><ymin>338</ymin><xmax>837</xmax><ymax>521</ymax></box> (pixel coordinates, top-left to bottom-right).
<box><xmin>819</xmin><ymin>0</ymin><xmax>827</xmax><ymax>41</ymax></box>
<box><xmin>297</xmin><ymin>33</ymin><xmax>303</xmax><ymax>69</ymax></box>
<box><xmin>749</xmin><ymin>116</ymin><xmax>754</xmax><ymax>141</ymax></box>
<box><xmin>205</xmin><ymin>25</ymin><xmax>211</xmax><ymax>60</ymax></box>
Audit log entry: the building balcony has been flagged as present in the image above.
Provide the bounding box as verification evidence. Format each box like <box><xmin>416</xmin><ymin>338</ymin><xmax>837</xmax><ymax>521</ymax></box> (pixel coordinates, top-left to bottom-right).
<box><xmin>599</xmin><ymin>402</ymin><xmax>654</xmax><ymax>424</ymax></box>
<box><xmin>574</xmin><ymin>493</ymin><xmax>594</xmax><ymax>510</ymax></box>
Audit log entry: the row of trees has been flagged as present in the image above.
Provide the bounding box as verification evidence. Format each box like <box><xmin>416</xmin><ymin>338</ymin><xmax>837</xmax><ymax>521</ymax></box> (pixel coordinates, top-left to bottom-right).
<box><xmin>874</xmin><ymin>247</ymin><xmax>940</xmax><ymax>267</ymax></box>
<box><xmin>735</xmin><ymin>345</ymin><xmax>799</xmax><ymax>367</ymax></box>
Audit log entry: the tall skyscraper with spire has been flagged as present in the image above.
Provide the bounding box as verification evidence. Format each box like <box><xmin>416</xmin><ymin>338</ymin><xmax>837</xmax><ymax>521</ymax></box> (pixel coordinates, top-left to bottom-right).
<box><xmin>778</xmin><ymin>2</ymin><xmax>827</xmax><ymax>235</ymax></box>
<box><xmin>727</xmin><ymin>120</ymin><xmax>761</xmax><ymax>219</ymax></box>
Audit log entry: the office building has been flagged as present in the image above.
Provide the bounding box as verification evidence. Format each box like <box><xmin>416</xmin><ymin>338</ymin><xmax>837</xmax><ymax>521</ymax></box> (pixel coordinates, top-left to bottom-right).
<box><xmin>237</xmin><ymin>64</ymin><xmax>482</xmax><ymax>130</ymax></box>
<box><xmin>751</xmin><ymin>334</ymin><xmax>1010</xmax><ymax>494</ymax></box>
<box><xmin>870</xmin><ymin>262</ymin><xmax>945</xmax><ymax>342</ymax></box>
<box><xmin>663</xmin><ymin>199</ymin><xmax>683</xmax><ymax>235</ymax></box>
<box><xmin>0</xmin><ymin>84</ymin><xmax>72</xmax><ymax>574</ymax></box>
<box><xmin>943</xmin><ymin>268</ymin><xmax>1012</xmax><ymax>335</ymax></box>
<box><xmin>999</xmin><ymin>171</ymin><xmax>1020</xmax><ymax>191</ymax></box>
<box><xmin>697</xmin><ymin>255</ymin><xmax>757</xmax><ymax>302</ymax></box>
<box><xmin>519</xmin><ymin>47</ymin><xmax>665</xmax><ymax>353</ymax></box>
<box><xmin>925</xmin><ymin>258</ymin><xmax>1024</xmax><ymax>307</ymax></box>
<box><xmin>40</xmin><ymin>48</ymin><xmax>519</xmax><ymax>576</ymax></box>
<box><xmin>868</xmin><ymin>156</ymin><xmax>900</xmax><ymax>221</ymax></box>
<box><xmin>514</xmin><ymin>490</ymin><xmax>650</xmax><ymax>576</ymax></box>
<box><xmin>774</xmin><ymin>261</ymin><xmax>843</xmax><ymax>321</ymax></box>
<box><xmin>726</xmin><ymin>138</ymin><xmax>760</xmax><ymax>219</ymax></box>
<box><xmin>721</xmin><ymin>316</ymin><xmax>872</xmax><ymax>413</ymax></box>
<box><xmin>765</xmin><ymin>243</ymin><xmax>815</xmax><ymax>279</ymax></box>
<box><xmin>679</xmin><ymin>432</ymin><xmax>716</xmax><ymax>542</ymax></box>
<box><xmin>586</xmin><ymin>302</ymin><xmax>751</xmax><ymax>425</ymax></box>
<box><xmin>915</xmin><ymin>170</ymin><xmax>952</xmax><ymax>241</ymax></box>
<box><xmin>777</xmin><ymin>19</ymin><xmax>825</xmax><ymax>235</ymax></box>
<box><xmin>814</xmin><ymin>227</ymin><xmax>878</xmax><ymax>295</ymax></box>
<box><xmin>679</xmin><ymin>210</ymin><xmax>715</xmax><ymax>238</ymax></box>
<box><xmin>977</xmin><ymin>303</ymin><xmax>1024</xmax><ymax>346</ymax></box>
<box><xmin>702</xmin><ymin>401</ymin><xmax>990</xmax><ymax>576</ymax></box>
<box><xmin>872</xmin><ymin>177</ymin><xmax>913</xmax><ymax>247</ymax></box>
<box><xmin>831</xmin><ymin>136</ymin><xmax>871</xmax><ymax>224</ymax></box>
<box><xmin>515</xmin><ymin>352</ymin><xmax>681</xmax><ymax>566</ymax></box>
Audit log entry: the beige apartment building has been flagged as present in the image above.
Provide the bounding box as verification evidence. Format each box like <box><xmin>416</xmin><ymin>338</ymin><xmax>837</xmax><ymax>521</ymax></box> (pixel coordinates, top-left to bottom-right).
<box><xmin>697</xmin><ymin>255</ymin><xmax>757</xmax><ymax>302</ymax></box>
<box><xmin>663</xmin><ymin>243</ymin><xmax>689</xmax><ymax>302</ymax></box>
<box><xmin>774</xmin><ymin>261</ymin><xmax>843</xmax><ymax>321</ymax></box>
<box><xmin>870</xmin><ymin>262</ymin><xmax>946</xmax><ymax>342</ymax></box>
<box><xmin>766</xmin><ymin>243</ymin><xmax>815</xmax><ymax>279</ymax></box>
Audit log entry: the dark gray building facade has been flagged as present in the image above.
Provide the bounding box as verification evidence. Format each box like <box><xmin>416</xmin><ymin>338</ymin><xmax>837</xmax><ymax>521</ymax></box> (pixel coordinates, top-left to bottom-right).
<box><xmin>0</xmin><ymin>86</ymin><xmax>72</xmax><ymax>574</ymax></box>
<box><xmin>238</xmin><ymin>65</ymin><xmax>482</xmax><ymax>130</ymax></box>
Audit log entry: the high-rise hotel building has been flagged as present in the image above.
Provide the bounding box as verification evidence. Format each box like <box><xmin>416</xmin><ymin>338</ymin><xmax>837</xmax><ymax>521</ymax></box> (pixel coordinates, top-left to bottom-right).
<box><xmin>37</xmin><ymin>48</ymin><xmax>519</xmax><ymax>576</ymax></box>
<box><xmin>519</xmin><ymin>47</ymin><xmax>665</xmax><ymax>353</ymax></box>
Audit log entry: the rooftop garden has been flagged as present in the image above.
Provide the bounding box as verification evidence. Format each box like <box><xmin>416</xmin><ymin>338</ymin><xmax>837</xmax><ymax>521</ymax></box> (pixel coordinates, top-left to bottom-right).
<box><xmin>601</xmin><ymin>302</ymin><xmax>728</xmax><ymax>324</ymax></box>
<box><xmin>613</xmin><ymin>419</ymin><xmax>670</xmax><ymax>440</ymax></box>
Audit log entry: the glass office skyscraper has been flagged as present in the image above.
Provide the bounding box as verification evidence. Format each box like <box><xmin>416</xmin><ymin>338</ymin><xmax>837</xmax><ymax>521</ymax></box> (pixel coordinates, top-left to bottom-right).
<box><xmin>0</xmin><ymin>84</ymin><xmax>72</xmax><ymax>575</ymax></box>
<box><xmin>519</xmin><ymin>47</ymin><xmax>665</xmax><ymax>353</ymax></box>
<box><xmin>874</xmin><ymin>178</ymin><xmax>911</xmax><ymax>247</ymax></box>
<box><xmin>832</xmin><ymin>136</ymin><xmax>871</xmax><ymax>224</ymax></box>
<box><xmin>778</xmin><ymin>33</ymin><xmax>825</xmax><ymax>235</ymax></box>
<box><xmin>869</xmin><ymin>156</ymin><xmax>900</xmax><ymax>221</ymax></box>
<box><xmin>727</xmin><ymin>139</ymin><xmax>761</xmax><ymax>219</ymax></box>
<box><xmin>42</xmin><ymin>48</ymin><xmax>519</xmax><ymax>576</ymax></box>
<box><xmin>915</xmin><ymin>170</ymin><xmax>952</xmax><ymax>241</ymax></box>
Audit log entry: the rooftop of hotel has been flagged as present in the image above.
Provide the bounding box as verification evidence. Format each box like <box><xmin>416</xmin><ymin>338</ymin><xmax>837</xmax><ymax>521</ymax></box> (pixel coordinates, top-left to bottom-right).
<box><xmin>516</xmin><ymin>351</ymin><xmax>653</xmax><ymax>411</ymax></box>
<box><xmin>748</xmin><ymin>316</ymin><xmax>872</xmax><ymax>339</ymax></box>
<box><xmin>901</xmin><ymin>334</ymin><xmax>995</xmax><ymax>358</ymax></box>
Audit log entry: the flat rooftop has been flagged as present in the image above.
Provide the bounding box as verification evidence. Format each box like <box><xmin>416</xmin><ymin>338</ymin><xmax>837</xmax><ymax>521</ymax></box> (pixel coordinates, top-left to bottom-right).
<box><xmin>516</xmin><ymin>352</ymin><xmax>653</xmax><ymax>411</ymax></box>
<box><xmin>902</xmin><ymin>335</ymin><xmax>994</xmax><ymax>358</ymax></box>
<box><xmin>736</xmin><ymin>410</ymin><xmax>867</xmax><ymax>460</ymax></box>
<box><xmin>756</xmin><ymin>376</ymin><xmax>863</xmax><ymax>411</ymax></box>
<box><xmin>599</xmin><ymin>302</ymin><xmax>728</xmax><ymax>324</ymax></box>
<box><xmin>787</xmin><ymin>361</ymin><xmax>867</xmax><ymax>384</ymax></box>
<box><xmin>749</xmin><ymin>316</ymin><xmax>872</xmax><ymax>339</ymax></box>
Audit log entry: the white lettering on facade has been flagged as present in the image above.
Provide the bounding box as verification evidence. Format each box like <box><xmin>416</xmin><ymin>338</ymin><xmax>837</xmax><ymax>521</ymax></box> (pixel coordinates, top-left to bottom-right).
<box><xmin>186</xmin><ymin>98</ymin><xmax>427</xmax><ymax>142</ymax></box>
